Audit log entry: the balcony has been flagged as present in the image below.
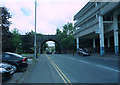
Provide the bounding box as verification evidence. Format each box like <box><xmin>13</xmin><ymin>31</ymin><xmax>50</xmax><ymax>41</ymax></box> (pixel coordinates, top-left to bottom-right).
<box><xmin>74</xmin><ymin>2</ymin><xmax>108</xmax><ymax>27</ymax></box>
<box><xmin>75</xmin><ymin>18</ymin><xmax>98</xmax><ymax>34</ymax></box>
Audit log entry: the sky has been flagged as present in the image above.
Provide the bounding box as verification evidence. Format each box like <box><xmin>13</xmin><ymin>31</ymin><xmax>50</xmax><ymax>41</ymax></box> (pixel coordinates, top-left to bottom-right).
<box><xmin>1</xmin><ymin>0</ymin><xmax>89</xmax><ymax>46</ymax></box>
<box><xmin>1</xmin><ymin>0</ymin><xmax>89</xmax><ymax>35</ymax></box>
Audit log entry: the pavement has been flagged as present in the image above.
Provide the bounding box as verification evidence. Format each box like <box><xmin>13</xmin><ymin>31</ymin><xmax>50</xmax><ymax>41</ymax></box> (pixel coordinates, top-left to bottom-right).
<box><xmin>69</xmin><ymin>53</ymin><xmax>119</xmax><ymax>63</ymax></box>
<box><xmin>90</xmin><ymin>53</ymin><xmax>119</xmax><ymax>61</ymax></box>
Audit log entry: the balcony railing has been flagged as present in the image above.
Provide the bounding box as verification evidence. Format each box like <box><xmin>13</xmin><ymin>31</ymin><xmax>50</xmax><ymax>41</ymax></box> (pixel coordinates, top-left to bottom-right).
<box><xmin>75</xmin><ymin>18</ymin><xmax>98</xmax><ymax>34</ymax></box>
<box><xmin>74</xmin><ymin>2</ymin><xmax>108</xmax><ymax>27</ymax></box>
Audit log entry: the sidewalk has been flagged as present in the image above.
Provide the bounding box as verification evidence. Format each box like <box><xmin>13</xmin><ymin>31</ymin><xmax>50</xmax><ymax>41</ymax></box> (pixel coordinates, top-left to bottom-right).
<box><xmin>16</xmin><ymin>56</ymin><xmax>36</xmax><ymax>83</ymax></box>
<box><xmin>69</xmin><ymin>53</ymin><xmax>119</xmax><ymax>62</ymax></box>
<box><xmin>90</xmin><ymin>53</ymin><xmax>119</xmax><ymax>61</ymax></box>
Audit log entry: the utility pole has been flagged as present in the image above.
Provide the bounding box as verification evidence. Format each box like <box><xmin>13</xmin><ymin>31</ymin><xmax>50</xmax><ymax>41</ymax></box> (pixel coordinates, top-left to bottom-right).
<box><xmin>34</xmin><ymin>0</ymin><xmax>37</xmax><ymax>60</ymax></box>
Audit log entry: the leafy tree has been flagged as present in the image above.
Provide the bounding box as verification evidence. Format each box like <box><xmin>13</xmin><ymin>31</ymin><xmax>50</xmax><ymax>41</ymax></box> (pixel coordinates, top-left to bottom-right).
<box><xmin>11</xmin><ymin>28</ymin><xmax>22</xmax><ymax>53</ymax></box>
<box><xmin>1</xmin><ymin>7</ymin><xmax>12</xmax><ymax>52</ymax></box>
<box><xmin>56</xmin><ymin>22</ymin><xmax>76</xmax><ymax>53</ymax></box>
<box><xmin>63</xmin><ymin>22</ymin><xmax>75</xmax><ymax>36</ymax></box>
<box><xmin>42</xmin><ymin>43</ymin><xmax>48</xmax><ymax>53</ymax></box>
<box><xmin>29</xmin><ymin>30</ymin><xmax>43</xmax><ymax>35</ymax></box>
<box><xmin>22</xmin><ymin>30</ymin><xmax>43</xmax><ymax>53</ymax></box>
<box><xmin>22</xmin><ymin>31</ymin><xmax>34</xmax><ymax>53</ymax></box>
<box><xmin>56</xmin><ymin>28</ymin><xmax>61</xmax><ymax>35</ymax></box>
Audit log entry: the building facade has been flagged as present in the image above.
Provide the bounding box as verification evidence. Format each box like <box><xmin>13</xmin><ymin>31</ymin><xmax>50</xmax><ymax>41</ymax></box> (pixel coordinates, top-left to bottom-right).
<box><xmin>74</xmin><ymin>2</ymin><xmax>120</xmax><ymax>55</ymax></box>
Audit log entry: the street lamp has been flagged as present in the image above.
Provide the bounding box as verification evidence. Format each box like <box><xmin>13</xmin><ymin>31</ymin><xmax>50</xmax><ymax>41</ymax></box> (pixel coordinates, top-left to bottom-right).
<box><xmin>34</xmin><ymin>0</ymin><xmax>37</xmax><ymax>60</ymax></box>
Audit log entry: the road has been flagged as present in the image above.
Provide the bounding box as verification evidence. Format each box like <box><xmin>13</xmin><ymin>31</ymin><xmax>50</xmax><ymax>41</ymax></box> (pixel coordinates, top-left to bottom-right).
<box><xmin>24</xmin><ymin>54</ymin><xmax>118</xmax><ymax>84</ymax></box>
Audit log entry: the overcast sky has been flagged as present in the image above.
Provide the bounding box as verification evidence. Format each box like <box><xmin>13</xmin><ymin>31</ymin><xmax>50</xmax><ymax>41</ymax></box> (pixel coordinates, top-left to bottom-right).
<box><xmin>1</xmin><ymin>0</ymin><xmax>89</xmax><ymax>46</ymax></box>
<box><xmin>2</xmin><ymin>0</ymin><xmax>89</xmax><ymax>35</ymax></box>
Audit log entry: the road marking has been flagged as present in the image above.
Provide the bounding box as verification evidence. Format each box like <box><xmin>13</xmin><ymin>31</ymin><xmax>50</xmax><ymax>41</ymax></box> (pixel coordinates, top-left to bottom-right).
<box><xmin>46</xmin><ymin>54</ymin><xmax>72</xmax><ymax>85</ymax></box>
<box><xmin>78</xmin><ymin>60</ymin><xmax>89</xmax><ymax>64</ymax></box>
<box><xmin>56</xmin><ymin>54</ymin><xmax>120</xmax><ymax>72</ymax></box>
<box><xmin>46</xmin><ymin>56</ymin><xmax>67</xmax><ymax>84</ymax></box>
<box><xmin>52</xmin><ymin>60</ymin><xmax>72</xmax><ymax>84</ymax></box>
<box><xmin>50</xmin><ymin>59</ymin><xmax>68</xmax><ymax>84</ymax></box>
<box><xmin>60</xmin><ymin>56</ymin><xmax>90</xmax><ymax>64</ymax></box>
<box><xmin>96</xmin><ymin>65</ymin><xmax>120</xmax><ymax>72</ymax></box>
<box><xmin>46</xmin><ymin>55</ymin><xmax>71</xmax><ymax>85</ymax></box>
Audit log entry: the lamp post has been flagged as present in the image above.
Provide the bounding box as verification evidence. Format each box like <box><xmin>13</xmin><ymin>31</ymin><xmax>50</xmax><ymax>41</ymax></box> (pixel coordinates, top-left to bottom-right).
<box><xmin>34</xmin><ymin>0</ymin><xmax>37</xmax><ymax>60</ymax></box>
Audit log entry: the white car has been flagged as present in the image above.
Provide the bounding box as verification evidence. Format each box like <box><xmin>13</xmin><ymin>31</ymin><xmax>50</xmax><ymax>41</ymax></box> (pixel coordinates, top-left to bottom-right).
<box><xmin>0</xmin><ymin>63</ymin><xmax>14</xmax><ymax>82</ymax></box>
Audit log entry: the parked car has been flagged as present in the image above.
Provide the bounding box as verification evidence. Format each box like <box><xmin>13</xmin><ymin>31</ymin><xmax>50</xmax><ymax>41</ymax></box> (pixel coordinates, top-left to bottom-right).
<box><xmin>47</xmin><ymin>51</ymin><xmax>52</xmax><ymax>54</ymax></box>
<box><xmin>54</xmin><ymin>51</ymin><xmax>59</xmax><ymax>54</ymax></box>
<box><xmin>2</xmin><ymin>52</ymin><xmax>28</xmax><ymax>72</ymax></box>
<box><xmin>0</xmin><ymin>63</ymin><xmax>14</xmax><ymax>82</ymax></box>
<box><xmin>78</xmin><ymin>48</ymin><xmax>91</xmax><ymax>56</ymax></box>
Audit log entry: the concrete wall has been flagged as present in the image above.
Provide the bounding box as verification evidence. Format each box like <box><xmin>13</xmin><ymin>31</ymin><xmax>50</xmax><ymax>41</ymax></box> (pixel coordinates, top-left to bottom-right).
<box><xmin>74</xmin><ymin>2</ymin><xmax>120</xmax><ymax>55</ymax></box>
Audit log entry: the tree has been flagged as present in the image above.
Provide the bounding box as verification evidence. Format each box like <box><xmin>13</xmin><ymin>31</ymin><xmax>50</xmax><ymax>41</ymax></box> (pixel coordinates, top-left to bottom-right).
<box><xmin>55</xmin><ymin>22</ymin><xmax>76</xmax><ymax>53</ymax></box>
<box><xmin>63</xmin><ymin>22</ymin><xmax>75</xmax><ymax>36</ymax></box>
<box><xmin>22</xmin><ymin>30</ymin><xmax>43</xmax><ymax>53</ymax></box>
<box><xmin>29</xmin><ymin>30</ymin><xmax>43</xmax><ymax>35</ymax></box>
<box><xmin>42</xmin><ymin>43</ymin><xmax>48</xmax><ymax>53</ymax></box>
<box><xmin>11</xmin><ymin>28</ymin><xmax>22</xmax><ymax>53</ymax></box>
<box><xmin>22</xmin><ymin>31</ymin><xmax>34</xmax><ymax>53</ymax></box>
<box><xmin>1</xmin><ymin>7</ymin><xmax>12</xmax><ymax>52</ymax></box>
<box><xmin>56</xmin><ymin>28</ymin><xmax>61</xmax><ymax>35</ymax></box>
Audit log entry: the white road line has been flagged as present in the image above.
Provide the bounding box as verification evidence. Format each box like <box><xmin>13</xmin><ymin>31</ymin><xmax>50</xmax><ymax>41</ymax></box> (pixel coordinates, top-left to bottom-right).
<box><xmin>96</xmin><ymin>65</ymin><xmax>120</xmax><ymax>72</ymax></box>
<box><xmin>68</xmin><ymin>57</ymin><xmax>77</xmax><ymax>60</ymax></box>
<box><xmin>46</xmin><ymin>54</ymin><xmax>72</xmax><ymax>85</ymax></box>
<box><xmin>56</xmin><ymin>54</ymin><xmax>120</xmax><ymax>72</ymax></box>
<box><xmin>62</xmin><ymin>56</ymin><xmax>90</xmax><ymax>64</ymax></box>
<box><xmin>78</xmin><ymin>60</ymin><xmax>89</xmax><ymax>64</ymax></box>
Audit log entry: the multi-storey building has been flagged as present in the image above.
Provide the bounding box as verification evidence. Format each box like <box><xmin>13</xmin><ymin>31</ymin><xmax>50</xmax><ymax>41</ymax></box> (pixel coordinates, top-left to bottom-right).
<box><xmin>74</xmin><ymin>2</ymin><xmax>120</xmax><ymax>55</ymax></box>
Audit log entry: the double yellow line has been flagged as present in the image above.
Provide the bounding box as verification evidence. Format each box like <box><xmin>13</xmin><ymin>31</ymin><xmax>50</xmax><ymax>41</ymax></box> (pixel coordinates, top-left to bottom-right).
<box><xmin>46</xmin><ymin>54</ymin><xmax>72</xmax><ymax>85</ymax></box>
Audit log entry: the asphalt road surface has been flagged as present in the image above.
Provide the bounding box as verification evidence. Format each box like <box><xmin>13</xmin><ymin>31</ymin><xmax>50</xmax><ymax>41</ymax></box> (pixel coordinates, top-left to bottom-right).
<box><xmin>24</xmin><ymin>54</ymin><xmax>118</xmax><ymax>84</ymax></box>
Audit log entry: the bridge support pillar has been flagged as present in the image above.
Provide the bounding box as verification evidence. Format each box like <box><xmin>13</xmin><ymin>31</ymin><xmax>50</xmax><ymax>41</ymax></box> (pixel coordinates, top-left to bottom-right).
<box><xmin>113</xmin><ymin>14</ymin><xmax>119</xmax><ymax>55</ymax></box>
<box><xmin>99</xmin><ymin>15</ymin><xmax>105</xmax><ymax>56</ymax></box>
<box><xmin>107</xmin><ymin>37</ymin><xmax>111</xmax><ymax>52</ymax></box>
<box><xmin>108</xmin><ymin>37</ymin><xmax>110</xmax><ymax>48</ymax></box>
<box><xmin>76</xmin><ymin>37</ymin><xmax>79</xmax><ymax>53</ymax></box>
<box><xmin>93</xmin><ymin>38</ymin><xmax>96</xmax><ymax>53</ymax></box>
<box><xmin>39</xmin><ymin>47</ymin><xmax>41</xmax><ymax>55</ymax></box>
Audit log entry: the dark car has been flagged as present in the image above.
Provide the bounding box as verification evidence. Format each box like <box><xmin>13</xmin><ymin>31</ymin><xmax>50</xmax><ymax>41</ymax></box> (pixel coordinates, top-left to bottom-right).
<box><xmin>2</xmin><ymin>52</ymin><xmax>28</xmax><ymax>72</ymax></box>
<box><xmin>54</xmin><ymin>51</ymin><xmax>59</xmax><ymax>54</ymax></box>
<box><xmin>0</xmin><ymin>63</ymin><xmax>14</xmax><ymax>82</ymax></box>
<box><xmin>47</xmin><ymin>51</ymin><xmax>52</xmax><ymax>54</ymax></box>
<box><xmin>78</xmin><ymin>48</ymin><xmax>91</xmax><ymax>56</ymax></box>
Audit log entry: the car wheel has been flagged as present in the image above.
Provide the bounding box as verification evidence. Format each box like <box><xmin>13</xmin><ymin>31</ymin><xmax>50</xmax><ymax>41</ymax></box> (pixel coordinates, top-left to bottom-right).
<box><xmin>78</xmin><ymin>52</ymin><xmax>80</xmax><ymax>55</ymax></box>
<box><xmin>83</xmin><ymin>54</ymin><xmax>85</xmax><ymax>56</ymax></box>
<box><xmin>83</xmin><ymin>54</ymin><xmax>87</xmax><ymax>56</ymax></box>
